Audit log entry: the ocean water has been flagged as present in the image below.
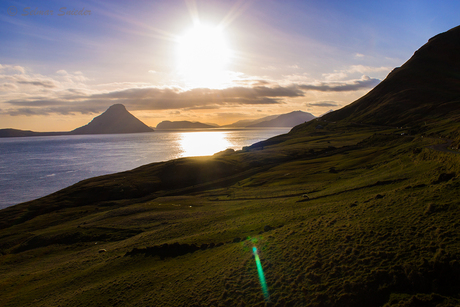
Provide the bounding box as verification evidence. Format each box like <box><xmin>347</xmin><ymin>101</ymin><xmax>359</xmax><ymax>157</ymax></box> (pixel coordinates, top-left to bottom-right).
<box><xmin>0</xmin><ymin>128</ymin><xmax>290</xmax><ymax>209</ymax></box>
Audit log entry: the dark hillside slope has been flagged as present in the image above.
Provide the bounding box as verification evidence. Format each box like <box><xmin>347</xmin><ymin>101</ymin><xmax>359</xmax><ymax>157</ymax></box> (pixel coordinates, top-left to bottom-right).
<box><xmin>322</xmin><ymin>25</ymin><xmax>460</xmax><ymax>126</ymax></box>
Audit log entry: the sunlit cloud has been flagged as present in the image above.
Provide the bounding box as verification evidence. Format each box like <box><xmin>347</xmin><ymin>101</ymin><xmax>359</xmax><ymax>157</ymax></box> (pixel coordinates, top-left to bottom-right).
<box><xmin>0</xmin><ymin>83</ymin><xmax>18</xmax><ymax>91</ymax></box>
<box><xmin>298</xmin><ymin>75</ymin><xmax>380</xmax><ymax>92</ymax></box>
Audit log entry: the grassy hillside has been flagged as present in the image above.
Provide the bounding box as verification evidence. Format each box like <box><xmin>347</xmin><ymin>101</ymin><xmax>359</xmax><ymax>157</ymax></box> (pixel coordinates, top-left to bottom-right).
<box><xmin>1</xmin><ymin>122</ymin><xmax>460</xmax><ymax>306</ymax></box>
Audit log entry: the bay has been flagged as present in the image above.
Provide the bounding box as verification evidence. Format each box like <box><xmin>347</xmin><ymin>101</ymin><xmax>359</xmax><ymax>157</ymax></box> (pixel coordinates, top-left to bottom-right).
<box><xmin>0</xmin><ymin>128</ymin><xmax>290</xmax><ymax>209</ymax></box>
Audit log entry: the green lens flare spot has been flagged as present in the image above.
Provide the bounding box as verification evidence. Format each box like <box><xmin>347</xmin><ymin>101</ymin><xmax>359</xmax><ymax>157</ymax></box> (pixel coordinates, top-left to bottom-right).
<box><xmin>252</xmin><ymin>246</ymin><xmax>270</xmax><ymax>301</ymax></box>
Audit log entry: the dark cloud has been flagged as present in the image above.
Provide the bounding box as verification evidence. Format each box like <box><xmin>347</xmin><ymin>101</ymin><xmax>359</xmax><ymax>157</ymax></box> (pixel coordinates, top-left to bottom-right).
<box><xmin>306</xmin><ymin>101</ymin><xmax>339</xmax><ymax>107</ymax></box>
<box><xmin>253</xmin><ymin>80</ymin><xmax>271</xmax><ymax>86</ymax></box>
<box><xmin>6</xmin><ymin>107</ymin><xmax>75</xmax><ymax>116</ymax></box>
<box><xmin>184</xmin><ymin>105</ymin><xmax>222</xmax><ymax>110</ymax></box>
<box><xmin>17</xmin><ymin>80</ymin><xmax>57</xmax><ymax>88</ymax></box>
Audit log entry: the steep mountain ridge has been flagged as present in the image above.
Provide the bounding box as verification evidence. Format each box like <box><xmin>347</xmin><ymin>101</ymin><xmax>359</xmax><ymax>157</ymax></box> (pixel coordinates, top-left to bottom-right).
<box><xmin>322</xmin><ymin>25</ymin><xmax>460</xmax><ymax>126</ymax></box>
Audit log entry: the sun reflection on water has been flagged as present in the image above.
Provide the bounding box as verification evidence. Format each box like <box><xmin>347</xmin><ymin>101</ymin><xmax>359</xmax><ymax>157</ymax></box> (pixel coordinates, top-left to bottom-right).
<box><xmin>179</xmin><ymin>131</ymin><xmax>232</xmax><ymax>157</ymax></box>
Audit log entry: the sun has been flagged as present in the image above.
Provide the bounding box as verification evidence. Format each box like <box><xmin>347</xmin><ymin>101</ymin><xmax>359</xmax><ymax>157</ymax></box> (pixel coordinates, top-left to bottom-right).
<box><xmin>176</xmin><ymin>23</ymin><xmax>232</xmax><ymax>89</ymax></box>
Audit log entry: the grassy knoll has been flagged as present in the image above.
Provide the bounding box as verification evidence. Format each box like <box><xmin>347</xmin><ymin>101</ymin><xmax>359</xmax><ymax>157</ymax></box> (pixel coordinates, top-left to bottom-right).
<box><xmin>1</xmin><ymin>122</ymin><xmax>460</xmax><ymax>306</ymax></box>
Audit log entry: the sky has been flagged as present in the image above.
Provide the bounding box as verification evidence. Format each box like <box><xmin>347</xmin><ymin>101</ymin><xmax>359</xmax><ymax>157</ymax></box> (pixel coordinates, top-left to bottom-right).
<box><xmin>1</xmin><ymin>0</ymin><xmax>459</xmax><ymax>131</ymax></box>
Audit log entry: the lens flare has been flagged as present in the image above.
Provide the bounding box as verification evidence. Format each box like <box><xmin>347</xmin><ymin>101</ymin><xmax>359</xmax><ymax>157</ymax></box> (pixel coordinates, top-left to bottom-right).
<box><xmin>252</xmin><ymin>246</ymin><xmax>270</xmax><ymax>301</ymax></box>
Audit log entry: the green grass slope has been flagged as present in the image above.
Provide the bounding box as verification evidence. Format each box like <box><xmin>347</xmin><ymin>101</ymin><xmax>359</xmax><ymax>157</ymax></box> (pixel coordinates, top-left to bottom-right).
<box><xmin>1</xmin><ymin>123</ymin><xmax>460</xmax><ymax>307</ymax></box>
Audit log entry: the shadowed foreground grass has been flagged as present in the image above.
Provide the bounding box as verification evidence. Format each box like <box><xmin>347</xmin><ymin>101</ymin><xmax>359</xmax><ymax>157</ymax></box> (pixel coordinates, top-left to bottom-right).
<box><xmin>1</xmin><ymin>122</ymin><xmax>460</xmax><ymax>306</ymax></box>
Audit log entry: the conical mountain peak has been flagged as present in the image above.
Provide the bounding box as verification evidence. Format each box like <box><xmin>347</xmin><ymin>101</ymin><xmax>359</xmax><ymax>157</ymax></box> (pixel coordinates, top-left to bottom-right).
<box><xmin>71</xmin><ymin>104</ymin><xmax>153</xmax><ymax>134</ymax></box>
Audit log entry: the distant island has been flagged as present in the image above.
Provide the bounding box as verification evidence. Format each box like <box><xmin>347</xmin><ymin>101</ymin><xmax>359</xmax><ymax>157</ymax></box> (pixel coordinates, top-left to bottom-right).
<box><xmin>0</xmin><ymin>129</ymin><xmax>70</xmax><ymax>138</ymax></box>
<box><xmin>0</xmin><ymin>104</ymin><xmax>153</xmax><ymax>138</ymax></box>
<box><xmin>155</xmin><ymin>120</ymin><xmax>217</xmax><ymax>130</ymax></box>
<box><xmin>247</xmin><ymin>111</ymin><xmax>316</xmax><ymax>127</ymax></box>
<box><xmin>224</xmin><ymin>115</ymin><xmax>279</xmax><ymax>127</ymax></box>
<box><xmin>71</xmin><ymin>104</ymin><xmax>153</xmax><ymax>134</ymax></box>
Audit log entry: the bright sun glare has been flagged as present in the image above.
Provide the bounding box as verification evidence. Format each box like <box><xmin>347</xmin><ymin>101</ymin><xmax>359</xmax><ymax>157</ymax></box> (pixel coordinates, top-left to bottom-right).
<box><xmin>177</xmin><ymin>24</ymin><xmax>232</xmax><ymax>89</ymax></box>
<box><xmin>179</xmin><ymin>131</ymin><xmax>231</xmax><ymax>156</ymax></box>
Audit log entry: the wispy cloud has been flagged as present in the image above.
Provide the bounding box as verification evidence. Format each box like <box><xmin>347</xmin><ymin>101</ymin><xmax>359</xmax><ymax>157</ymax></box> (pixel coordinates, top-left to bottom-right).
<box><xmin>298</xmin><ymin>75</ymin><xmax>380</xmax><ymax>92</ymax></box>
<box><xmin>323</xmin><ymin>65</ymin><xmax>392</xmax><ymax>81</ymax></box>
<box><xmin>16</xmin><ymin>80</ymin><xmax>57</xmax><ymax>88</ymax></box>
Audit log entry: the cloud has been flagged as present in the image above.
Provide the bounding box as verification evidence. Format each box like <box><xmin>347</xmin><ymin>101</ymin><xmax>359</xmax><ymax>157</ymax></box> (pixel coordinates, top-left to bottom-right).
<box><xmin>0</xmin><ymin>83</ymin><xmax>18</xmax><ymax>91</ymax></box>
<box><xmin>55</xmin><ymin>70</ymin><xmax>89</xmax><ymax>83</ymax></box>
<box><xmin>298</xmin><ymin>76</ymin><xmax>380</xmax><ymax>92</ymax></box>
<box><xmin>306</xmin><ymin>101</ymin><xmax>339</xmax><ymax>107</ymax></box>
<box><xmin>282</xmin><ymin>73</ymin><xmax>311</xmax><ymax>83</ymax></box>
<box><xmin>323</xmin><ymin>65</ymin><xmax>392</xmax><ymax>81</ymax></box>
<box><xmin>0</xmin><ymin>65</ymin><xmax>87</xmax><ymax>93</ymax></box>
<box><xmin>347</xmin><ymin>65</ymin><xmax>392</xmax><ymax>74</ymax></box>
<box><xmin>5</xmin><ymin>106</ymin><xmax>85</xmax><ymax>116</ymax></box>
<box><xmin>184</xmin><ymin>105</ymin><xmax>222</xmax><ymax>110</ymax></box>
<box><xmin>17</xmin><ymin>80</ymin><xmax>57</xmax><ymax>88</ymax></box>
<box><xmin>0</xmin><ymin>65</ymin><xmax>25</xmax><ymax>74</ymax></box>
<box><xmin>1</xmin><ymin>64</ymin><xmax>381</xmax><ymax>116</ymax></box>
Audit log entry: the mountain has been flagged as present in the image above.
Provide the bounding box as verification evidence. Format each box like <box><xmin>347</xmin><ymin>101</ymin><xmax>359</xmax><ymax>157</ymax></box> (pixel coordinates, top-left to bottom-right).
<box><xmin>322</xmin><ymin>25</ymin><xmax>460</xmax><ymax>126</ymax></box>
<box><xmin>155</xmin><ymin>120</ymin><xmax>216</xmax><ymax>130</ymax></box>
<box><xmin>71</xmin><ymin>104</ymin><xmax>153</xmax><ymax>134</ymax></box>
<box><xmin>225</xmin><ymin>115</ymin><xmax>279</xmax><ymax>127</ymax></box>
<box><xmin>248</xmin><ymin>111</ymin><xmax>316</xmax><ymax>127</ymax></box>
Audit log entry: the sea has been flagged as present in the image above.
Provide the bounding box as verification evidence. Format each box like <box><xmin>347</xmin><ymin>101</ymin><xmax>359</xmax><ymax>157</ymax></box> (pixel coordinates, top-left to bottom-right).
<box><xmin>0</xmin><ymin>128</ymin><xmax>290</xmax><ymax>209</ymax></box>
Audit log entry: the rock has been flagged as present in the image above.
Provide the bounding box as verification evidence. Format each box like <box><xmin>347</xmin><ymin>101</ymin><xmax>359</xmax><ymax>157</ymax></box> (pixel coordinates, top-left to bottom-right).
<box><xmin>433</xmin><ymin>172</ymin><xmax>456</xmax><ymax>184</ymax></box>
